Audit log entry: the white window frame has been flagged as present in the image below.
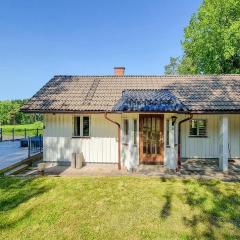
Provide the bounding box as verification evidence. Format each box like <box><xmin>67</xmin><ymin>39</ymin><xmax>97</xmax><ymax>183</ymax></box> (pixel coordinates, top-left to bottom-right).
<box><xmin>189</xmin><ymin>119</ymin><xmax>207</xmax><ymax>137</ymax></box>
<box><xmin>72</xmin><ymin>115</ymin><xmax>91</xmax><ymax>137</ymax></box>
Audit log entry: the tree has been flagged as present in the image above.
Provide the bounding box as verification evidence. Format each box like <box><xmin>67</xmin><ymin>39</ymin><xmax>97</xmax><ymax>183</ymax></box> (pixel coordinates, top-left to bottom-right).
<box><xmin>0</xmin><ymin>99</ymin><xmax>43</xmax><ymax>125</ymax></box>
<box><xmin>164</xmin><ymin>57</ymin><xmax>180</xmax><ymax>75</ymax></box>
<box><xmin>177</xmin><ymin>56</ymin><xmax>198</xmax><ymax>75</ymax></box>
<box><xmin>179</xmin><ymin>0</ymin><xmax>240</xmax><ymax>74</ymax></box>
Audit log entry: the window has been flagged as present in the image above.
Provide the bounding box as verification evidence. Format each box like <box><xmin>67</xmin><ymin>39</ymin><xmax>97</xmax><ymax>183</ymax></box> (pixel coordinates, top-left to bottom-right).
<box><xmin>83</xmin><ymin>116</ymin><xmax>90</xmax><ymax>136</ymax></box>
<box><xmin>73</xmin><ymin>116</ymin><xmax>81</xmax><ymax>137</ymax></box>
<box><xmin>123</xmin><ymin>119</ymin><xmax>129</xmax><ymax>143</ymax></box>
<box><xmin>189</xmin><ymin>119</ymin><xmax>207</xmax><ymax>137</ymax></box>
<box><xmin>73</xmin><ymin>116</ymin><xmax>90</xmax><ymax>137</ymax></box>
<box><xmin>166</xmin><ymin>119</ymin><xmax>170</xmax><ymax>146</ymax></box>
<box><xmin>133</xmin><ymin>119</ymin><xmax>137</xmax><ymax>145</ymax></box>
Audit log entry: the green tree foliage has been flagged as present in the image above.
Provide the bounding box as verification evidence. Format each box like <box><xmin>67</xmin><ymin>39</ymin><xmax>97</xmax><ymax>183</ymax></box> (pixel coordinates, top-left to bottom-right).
<box><xmin>164</xmin><ymin>57</ymin><xmax>180</xmax><ymax>75</ymax></box>
<box><xmin>179</xmin><ymin>0</ymin><xmax>240</xmax><ymax>74</ymax></box>
<box><xmin>0</xmin><ymin>100</ymin><xmax>42</xmax><ymax>125</ymax></box>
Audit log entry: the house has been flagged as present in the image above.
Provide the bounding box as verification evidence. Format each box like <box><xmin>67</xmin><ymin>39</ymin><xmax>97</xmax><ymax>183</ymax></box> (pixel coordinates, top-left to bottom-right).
<box><xmin>21</xmin><ymin>67</ymin><xmax>240</xmax><ymax>172</ymax></box>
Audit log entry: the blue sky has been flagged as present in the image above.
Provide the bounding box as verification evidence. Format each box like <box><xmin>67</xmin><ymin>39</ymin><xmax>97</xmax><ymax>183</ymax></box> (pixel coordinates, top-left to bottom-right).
<box><xmin>0</xmin><ymin>0</ymin><xmax>201</xmax><ymax>100</ymax></box>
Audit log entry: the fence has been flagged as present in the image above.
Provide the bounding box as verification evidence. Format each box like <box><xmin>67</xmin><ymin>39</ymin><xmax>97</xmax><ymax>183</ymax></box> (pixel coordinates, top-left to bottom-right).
<box><xmin>0</xmin><ymin>128</ymin><xmax>43</xmax><ymax>142</ymax></box>
<box><xmin>28</xmin><ymin>135</ymin><xmax>43</xmax><ymax>157</ymax></box>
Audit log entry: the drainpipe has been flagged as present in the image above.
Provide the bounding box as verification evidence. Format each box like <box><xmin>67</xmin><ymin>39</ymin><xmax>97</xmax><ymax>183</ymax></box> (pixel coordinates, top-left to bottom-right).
<box><xmin>177</xmin><ymin>114</ymin><xmax>193</xmax><ymax>171</ymax></box>
<box><xmin>104</xmin><ymin>112</ymin><xmax>121</xmax><ymax>170</ymax></box>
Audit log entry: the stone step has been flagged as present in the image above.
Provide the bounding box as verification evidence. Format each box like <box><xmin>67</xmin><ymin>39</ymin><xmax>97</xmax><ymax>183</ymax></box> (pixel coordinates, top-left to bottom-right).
<box><xmin>4</xmin><ymin>164</ymin><xmax>29</xmax><ymax>176</ymax></box>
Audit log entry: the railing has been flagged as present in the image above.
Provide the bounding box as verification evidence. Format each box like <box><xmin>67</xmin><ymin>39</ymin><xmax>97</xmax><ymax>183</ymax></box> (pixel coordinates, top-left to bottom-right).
<box><xmin>28</xmin><ymin>135</ymin><xmax>43</xmax><ymax>157</ymax></box>
<box><xmin>0</xmin><ymin>128</ymin><xmax>43</xmax><ymax>142</ymax></box>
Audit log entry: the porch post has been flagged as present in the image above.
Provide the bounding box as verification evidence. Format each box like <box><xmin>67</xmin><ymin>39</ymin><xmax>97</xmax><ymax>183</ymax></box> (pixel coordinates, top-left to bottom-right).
<box><xmin>219</xmin><ymin>116</ymin><xmax>228</xmax><ymax>172</ymax></box>
<box><xmin>167</xmin><ymin>119</ymin><xmax>177</xmax><ymax>169</ymax></box>
<box><xmin>129</xmin><ymin>118</ymin><xmax>134</xmax><ymax>170</ymax></box>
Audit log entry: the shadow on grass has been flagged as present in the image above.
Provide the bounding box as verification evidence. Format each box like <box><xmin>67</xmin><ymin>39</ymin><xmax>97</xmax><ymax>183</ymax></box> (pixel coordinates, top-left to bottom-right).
<box><xmin>0</xmin><ymin>177</ymin><xmax>52</xmax><ymax>211</ymax></box>
<box><xmin>0</xmin><ymin>209</ymin><xmax>33</xmax><ymax>230</ymax></box>
<box><xmin>181</xmin><ymin>179</ymin><xmax>240</xmax><ymax>239</ymax></box>
<box><xmin>0</xmin><ymin>176</ymin><xmax>54</xmax><ymax>230</ymax></box>
<box><xmin>160</xmin><ymin>189</ymin><xmax>173</xmax><ymax>219</ymax></box>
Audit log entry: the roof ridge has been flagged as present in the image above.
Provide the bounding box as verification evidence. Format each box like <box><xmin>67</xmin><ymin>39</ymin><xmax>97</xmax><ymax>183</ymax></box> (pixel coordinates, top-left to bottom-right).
<box><xmin>53</xmin><ymin>74</ymin><xmax>240</xmax><ymax>78</ymax></box>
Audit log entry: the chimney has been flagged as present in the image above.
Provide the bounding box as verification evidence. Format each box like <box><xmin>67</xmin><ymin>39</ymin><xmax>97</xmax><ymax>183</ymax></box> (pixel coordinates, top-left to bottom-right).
<box><xmin>114</xmin><ymin>67</ymin><xmax>125</xmax><ymax>76</ymax></box>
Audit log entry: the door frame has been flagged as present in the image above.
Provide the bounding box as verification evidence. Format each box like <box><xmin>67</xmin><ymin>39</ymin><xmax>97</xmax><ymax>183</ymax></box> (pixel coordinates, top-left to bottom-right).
<box><xmin>139</xmin><ymin>114</ymin><xmax>164</xmax><ymax>164</ymax></box>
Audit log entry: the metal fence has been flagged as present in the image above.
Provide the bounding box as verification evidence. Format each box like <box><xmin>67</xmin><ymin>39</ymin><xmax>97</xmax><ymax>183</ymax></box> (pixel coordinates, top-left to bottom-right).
<box><xmin>28</xmin><ymin>135</ymin><xmax>43</xmax><ymax>157</ymax></box>
<box><xmin>0</xmin><ymin>128</ymin><xmax>43</xmax><ymax>142</ymax></box>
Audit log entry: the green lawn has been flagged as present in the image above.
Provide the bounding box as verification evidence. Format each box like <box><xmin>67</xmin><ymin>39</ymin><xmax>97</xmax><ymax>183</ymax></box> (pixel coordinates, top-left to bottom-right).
<box><xmin>0</xmin><ymin>176</ymin><xmax>240</xmax><ymax>240</ymax></box>
<box><xmin>0</xmin><ymin>121</ymin><xmax>43</xmax><ymax>137</ymax></box>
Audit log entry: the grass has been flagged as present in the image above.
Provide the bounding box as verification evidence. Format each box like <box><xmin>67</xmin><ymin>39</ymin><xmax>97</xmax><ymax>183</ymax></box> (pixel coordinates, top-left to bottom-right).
<box><xmin>0</xmin><ymin>121</ymin><xmax>43</xmax><ymax>138</ymax></box>
<box><xmin>0</xmin><ymin>176</ymin><xmax>240</xmax><ymax>240</ymax></box>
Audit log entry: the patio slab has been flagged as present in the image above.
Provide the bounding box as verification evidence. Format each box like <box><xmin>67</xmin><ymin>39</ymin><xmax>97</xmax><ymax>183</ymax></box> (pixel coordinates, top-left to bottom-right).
<box><xmin>0</xmin><ymin>141</ymin><xmax>28</xmax><ymax>170</ymax></box>
<box><xmin>19</xmin><ymin>159</ymin><xmax>240</xmax><ymax>181</ymax></box>
<box><xmin>43</xmin><ymin>164</ymin><xmax>129</xmax><ymax>176</ymax></box>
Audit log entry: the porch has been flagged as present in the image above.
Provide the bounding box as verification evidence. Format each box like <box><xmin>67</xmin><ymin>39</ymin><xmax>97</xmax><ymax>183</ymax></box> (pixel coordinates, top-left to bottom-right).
<box><xmin>18</xmin><ymin>159</ymin><xmax>240</xmax><ymax>181</ymax></box>
<box><xmin>136</xmin><ymin>158</ymin><xmax>240</xmax><ymax>180</ymax></box>
<box><xmin>122</xmin><ymin>114</ymin><xmax>232</xmax><ymax>172</ymax></box>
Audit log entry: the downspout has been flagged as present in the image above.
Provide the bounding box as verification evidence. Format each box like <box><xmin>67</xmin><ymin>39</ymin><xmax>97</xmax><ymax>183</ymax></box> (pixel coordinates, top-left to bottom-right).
<box><xmin>104</xmin><ymin>112</ymin><xmax>121</xmax><ymax>170</ymax></box>
<box><xmin>177</xmin><ymin>114</ymin><xmax>193</xmax><ymax>171</ymax></box>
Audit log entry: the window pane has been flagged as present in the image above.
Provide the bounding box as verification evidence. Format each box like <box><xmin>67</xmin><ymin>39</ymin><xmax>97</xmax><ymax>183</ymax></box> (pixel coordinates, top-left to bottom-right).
<box><xmin>123</xmin><ymin>119</ymin><xmax>129</xmax><ymax>143</ymax></box>
<box><xmin>147</xmin><ymin>143</ymin><xmax>151</xmax><ymax>154</ymax></box>
<box><xmin>198</xmin><ymin>120</ymin><xmax>207</xmax><ymax>136</ymax></box>
<box><xmin>189</xmin><ymin>119</ymin><xmax>207</xmax><ymax>136</ymax></box>
<box><xmin>156</xmin><ymin>118</ymin><xmax>160</xmax><ymax>131</ymax></box>
<box><xmin>157</xmin><ymin>145</ymin><xmax>160</xmax><ymax>154</ymax></box>
<box><xmin>124</xmin><ymin>119</ymin><xmax>129</xmax><ymax>136</ymax></box>
<box><xmin>147</xmin><ymin>118</ymin><xmax>151</xmax><ymax>130</ymax></box>
<box><xmin>189</xmin><ymin>120</ymin><xmax>197</xmax><ymax>135</ymax></box>
<box><xmin>133</xmin><ymin>119</ymin><xmax>137</xmax><ymax>145</ymax></box>
<box><xmin>83</xmin><ymin>117</ymin><xmax>90</xmax><ymax>136</ymax></box>
<box><xmin>73</xmin><ymin>116</ymin><xmax>80</xmax><ymax>136</ymax></box>
<box><xmin>152</xmin><ymin>143</ymin><xmax>156</xmax><ymax>154</ymax></box>
<box><xmin>166</xmin><ymin>120</ymin><xmax>170</xmax><ymax>146</ymax></box>
<box><xmin>143</xmin><ymin>142</ymin><xmax>146</xmax><ymax>153</ymax></box>
<box><xmin>152</xmin><ymin>118</ymin><xmax>156</xmax><ymax>131</ymax></box>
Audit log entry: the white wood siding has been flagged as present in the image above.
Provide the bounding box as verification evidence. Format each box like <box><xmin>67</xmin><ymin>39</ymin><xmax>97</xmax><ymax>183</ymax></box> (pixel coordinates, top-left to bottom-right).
<box><xmin>43</xmin><ymin>114</ymin><xmax>120</xmax><ymax>164</ymax></box>
<box><xmin>43</xmin><ymin>113</ymin><xmax>240</xmax><ymax>167</ymax></box>
<box><xmin>181</xmin><ymin>115</ymin><xmax>219</xmax><ymax>158</ymax></box>
<box><xmin>229</xmin><ymin>115</ymin><xmax>240</xmax><ymax>158</ymax></box>
<box><xmin>181</xmin><ymin>114</ymin><xmax>240</xmax><ymax>159</ymax></box>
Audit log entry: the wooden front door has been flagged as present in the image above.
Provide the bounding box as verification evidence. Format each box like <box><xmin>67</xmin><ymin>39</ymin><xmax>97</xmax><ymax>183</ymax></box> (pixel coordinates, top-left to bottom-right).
<box><xmin>139</xmin><ymin>115</ymin><xmax>164</xmax><ymax>164</ymax></box>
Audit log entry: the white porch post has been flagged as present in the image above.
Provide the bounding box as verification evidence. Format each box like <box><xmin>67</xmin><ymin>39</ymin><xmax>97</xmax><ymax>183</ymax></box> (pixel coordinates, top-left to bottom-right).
<box><xmin>219</xmin><ymin>116</ymin><xmax>228</xmax><ymax>172</ymax></box>
<box><xmin>129</xmin><ymin>118</ymin><xmax>134</xmax><ymax>169</ymax></box>
<box><xmin>166</xmin><ymin>119</ymin><xmax>177</xmax><ymax>169</ymax></box>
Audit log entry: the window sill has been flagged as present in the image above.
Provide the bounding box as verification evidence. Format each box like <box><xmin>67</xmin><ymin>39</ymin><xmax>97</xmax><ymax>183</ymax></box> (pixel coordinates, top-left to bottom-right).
<box><xmin>188</xmin><ymin>136</ymin><xmax>208</xmax><ymax>138</ymax></box>
<box><xmin>72</xmin><ymin>136</ymin><xmax>91</xmax><ymax>139</ymax></box>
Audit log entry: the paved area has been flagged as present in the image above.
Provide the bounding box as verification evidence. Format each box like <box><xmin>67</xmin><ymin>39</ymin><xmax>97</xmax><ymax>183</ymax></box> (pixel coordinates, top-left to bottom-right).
<box><xmin>137</xmin><ymin>159</ymin><xmax>240</xmax><ymax>181</ymax></box>
<box><xmin>44</xmin><ymin>164</ymin><xmax>128</xmax><ymax>176</ymax></box>
<box><xmin>21</xmin><ymin>159</ymin><xmax>240</xmax><ymax>181</ymax></box>
<box><xmin>0</xmin><ymin>141</ymin><xmax>28</xmax><ymax>170</ymax></box>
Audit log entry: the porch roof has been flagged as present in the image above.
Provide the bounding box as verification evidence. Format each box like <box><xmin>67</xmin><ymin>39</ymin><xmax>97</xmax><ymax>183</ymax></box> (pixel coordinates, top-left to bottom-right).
<box><xmin>113</xmin><ymin>89</ymin><xmax>187</xmax><ymax>112</ymax></box>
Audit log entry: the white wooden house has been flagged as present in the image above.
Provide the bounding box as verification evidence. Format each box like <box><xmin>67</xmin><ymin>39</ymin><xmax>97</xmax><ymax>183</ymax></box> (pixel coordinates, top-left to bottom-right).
<box><xmin>22</xmin><ymin>68</ymin><xmax>240</xmax><ymax>172</ymax></box>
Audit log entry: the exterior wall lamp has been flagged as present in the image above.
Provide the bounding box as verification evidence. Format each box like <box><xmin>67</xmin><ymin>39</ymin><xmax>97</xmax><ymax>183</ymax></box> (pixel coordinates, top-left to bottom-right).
<box><xmin>171</xmin><ymin>116</ymin><xmax>177</xmax><ymax>126</ymax></box>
